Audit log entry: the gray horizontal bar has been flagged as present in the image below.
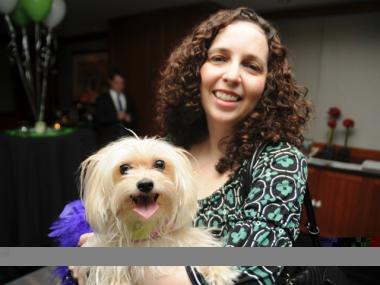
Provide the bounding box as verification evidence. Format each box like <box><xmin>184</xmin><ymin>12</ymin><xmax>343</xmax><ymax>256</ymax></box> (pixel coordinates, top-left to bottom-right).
<box><xmin>0</xmin><ymin>247</ymin><xmax>379</xmax><ymax>266</ymax></box>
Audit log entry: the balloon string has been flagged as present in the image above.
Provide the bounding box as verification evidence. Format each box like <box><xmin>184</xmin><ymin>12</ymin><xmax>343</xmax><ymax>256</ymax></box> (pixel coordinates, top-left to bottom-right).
<box><xmin>35</xmin><ymin>23</ymin><xmax>41</xmax><ymax>119</ymax></box>
<box><xmin>38</xmin><ymin>30</ymin><xmax>52</xmax><ymax>122</ymax></box>
<box><xmin>21</xmin><ymin>27</ymin><xmax>36</xmax><ymax>107</ymax></box>
<box><xmin>4</xmin><ymin>14</ymin><xmax>37</xmax><ymax>120</ymax></box>
<box><xmin>3</xmin><ymin>0</ymin><xmax>67</xmax><ymax>123</ymax></box>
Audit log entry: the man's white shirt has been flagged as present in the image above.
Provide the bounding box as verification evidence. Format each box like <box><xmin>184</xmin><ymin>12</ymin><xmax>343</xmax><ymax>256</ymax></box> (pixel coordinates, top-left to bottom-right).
<box><xmin>110</xmin><ymin>89</ymin><xmax>127</xmax><ymax>112</ymax></box>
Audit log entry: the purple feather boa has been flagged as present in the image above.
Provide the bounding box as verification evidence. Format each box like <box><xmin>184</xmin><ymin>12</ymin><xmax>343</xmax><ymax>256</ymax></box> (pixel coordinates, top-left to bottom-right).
<box><xmin>48</xmin><ymin>199</ymin><xmax>93</xmax><ymax>285</ymax></box>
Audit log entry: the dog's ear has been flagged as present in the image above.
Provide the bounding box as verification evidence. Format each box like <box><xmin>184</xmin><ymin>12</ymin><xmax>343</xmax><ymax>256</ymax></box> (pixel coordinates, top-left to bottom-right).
<box><xmin>170</xmin><ymin>147</ymin><xmax>199</xmax><ymax>226</ymax></box>
<box><xmin>80</xmin><ymin>152</ymin><xmax>112</xmax><ymax>232</ymax></box>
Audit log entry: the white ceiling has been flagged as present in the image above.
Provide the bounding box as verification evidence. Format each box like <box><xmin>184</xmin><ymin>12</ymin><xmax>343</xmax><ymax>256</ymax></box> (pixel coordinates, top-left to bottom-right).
<box><xmin>0</xmin><ymin>0</ymin><xmax>363</xmax><ymax>37</ymax></box>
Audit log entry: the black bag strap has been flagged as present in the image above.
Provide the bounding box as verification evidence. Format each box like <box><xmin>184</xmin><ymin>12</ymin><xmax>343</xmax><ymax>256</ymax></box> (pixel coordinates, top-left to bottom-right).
<box><xmin>242</xmin><ymin>142</ymin><xmax>267</xmax><ymax>199</ymax></box>
<box><xmin>303</xmin><ymin>184</ymin><xmax>321</xmax><ymax>247</ymax></box>
<box><xmin>243</xmin><ymin>143</ymin><xmax>321</xmax><ymax>247</ymax></box>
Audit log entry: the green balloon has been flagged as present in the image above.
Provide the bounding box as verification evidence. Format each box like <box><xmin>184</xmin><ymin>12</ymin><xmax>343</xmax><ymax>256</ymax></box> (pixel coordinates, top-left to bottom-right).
<box><xmin>20</xmin><ymin>0</ymin><xmax>52</xmax><ymax>23</ymax></box>
<box><xmin>12</xmin><ymin>4</ymin><xmax>30</xmax><ymax>27</ymax></box>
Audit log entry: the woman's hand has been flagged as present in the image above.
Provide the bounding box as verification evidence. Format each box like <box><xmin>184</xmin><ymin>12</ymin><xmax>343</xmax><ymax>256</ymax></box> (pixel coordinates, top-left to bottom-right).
<box><xmin>152</xmin><ymin>267</ymin><xmax>192</xmax><ymax>285</ymax></box>
<box><xmin>68</xmin><ymin>232</ymin><xmax>94</xmax><ymax>285</ymax></box>
<box><xmin>78</xmin><ymin>232</ymin><xmax>94</xmax><ymax>246</ymax></box>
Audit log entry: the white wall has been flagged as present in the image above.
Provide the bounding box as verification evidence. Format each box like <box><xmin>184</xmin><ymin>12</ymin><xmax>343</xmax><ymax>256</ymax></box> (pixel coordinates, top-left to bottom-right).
<box><xmin>274</xmin><ymin>12</ymin><xmax>380</xmax><ymax>151</ymax></box>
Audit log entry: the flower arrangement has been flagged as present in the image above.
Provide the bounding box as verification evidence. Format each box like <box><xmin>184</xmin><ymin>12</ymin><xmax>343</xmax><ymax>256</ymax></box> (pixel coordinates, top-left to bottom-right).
<box><xmin>342</xmin><ymin>118</ymin><xmax>355</xmax><ymax>148</ymax></box>
<box><xmin>317</xmin><ymin>106</ymin><xmax>356</xmax><ymax>162</ymax></box>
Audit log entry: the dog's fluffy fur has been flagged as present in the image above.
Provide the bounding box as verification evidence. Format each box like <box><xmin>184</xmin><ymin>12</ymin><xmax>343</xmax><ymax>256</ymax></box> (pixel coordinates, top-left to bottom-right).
<box><xmin>75</xmin><ymin>136</ymin><xmax>239</xmax><ymax>285</ymax></box>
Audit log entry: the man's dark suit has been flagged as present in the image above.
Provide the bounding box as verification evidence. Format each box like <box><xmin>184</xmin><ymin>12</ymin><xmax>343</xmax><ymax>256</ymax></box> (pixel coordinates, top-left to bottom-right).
<box><xmin>94</xmin><ymin>90</ymin><xmax>135</xmax><ymax>147</ymax></box>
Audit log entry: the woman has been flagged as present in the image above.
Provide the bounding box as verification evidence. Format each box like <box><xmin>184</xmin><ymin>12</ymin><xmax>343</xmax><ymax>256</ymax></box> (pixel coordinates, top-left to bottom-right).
<box><xmin>54</xmin><ymin>6</ymin><xmax>311</xmax><ymax>285</ymax></box>
<box><xmin>154</xmin><ymin>6</ymin><xmax>311</xmax><ymax>284</ymax></box>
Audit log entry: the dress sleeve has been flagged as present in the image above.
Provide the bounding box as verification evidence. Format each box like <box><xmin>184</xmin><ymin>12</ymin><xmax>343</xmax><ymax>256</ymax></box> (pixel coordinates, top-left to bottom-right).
<box><xmin>187</xmin><ymin>143</ymin><xmax>308</xmax><ymax>285</ymax></box>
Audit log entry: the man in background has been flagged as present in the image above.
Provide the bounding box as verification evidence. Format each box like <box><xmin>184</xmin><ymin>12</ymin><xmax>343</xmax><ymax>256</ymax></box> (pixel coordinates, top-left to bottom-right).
<box><xmin>94</xmin><ymin>69</ymin><xmax>136</xmax><ymax>147</ymax></box>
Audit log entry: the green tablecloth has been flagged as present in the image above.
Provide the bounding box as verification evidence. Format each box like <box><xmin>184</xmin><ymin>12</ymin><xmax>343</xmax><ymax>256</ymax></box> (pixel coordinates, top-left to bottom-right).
<box><xmin>5</xmin><ymin>127</ymin><xmax>76</xmax><ymax>138</ymax></box>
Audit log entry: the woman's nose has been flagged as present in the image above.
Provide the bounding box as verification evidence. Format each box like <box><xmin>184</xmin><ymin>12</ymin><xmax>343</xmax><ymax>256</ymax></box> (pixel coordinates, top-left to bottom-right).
<box><xmin>222</xmin><ymin>63</ymin><xmax>242</xmax><ymax>84</ymax></box>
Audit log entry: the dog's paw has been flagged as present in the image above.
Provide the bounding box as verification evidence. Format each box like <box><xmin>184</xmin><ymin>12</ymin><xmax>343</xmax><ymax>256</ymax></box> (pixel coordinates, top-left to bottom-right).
<box><xmin>196</xmin><ymin>266</ymin><xmax>240</xmax><ymax>285</ymax></box>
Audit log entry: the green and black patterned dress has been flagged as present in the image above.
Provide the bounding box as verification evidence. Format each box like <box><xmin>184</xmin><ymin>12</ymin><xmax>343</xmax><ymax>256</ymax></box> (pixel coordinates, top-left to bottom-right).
<box><xmin>186</xmin><ymin>142</ymin><xmax>308</xmax><ymax>285</ymax></box>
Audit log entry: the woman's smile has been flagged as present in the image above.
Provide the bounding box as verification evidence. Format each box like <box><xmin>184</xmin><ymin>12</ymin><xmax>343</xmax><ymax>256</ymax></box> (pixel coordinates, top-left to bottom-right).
<box><xmin>211</xmin><ymin>89</ymin><xmax>242</xmax><ymax>111</ymax></box>
<box><xmin>213</xmin><ymin>90</ymin><xmax>242</xmax><ymax>102</ymax></box>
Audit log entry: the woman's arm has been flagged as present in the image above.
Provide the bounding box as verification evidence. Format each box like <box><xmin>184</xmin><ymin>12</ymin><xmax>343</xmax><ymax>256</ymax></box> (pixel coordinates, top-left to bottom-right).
<box><xmin>230</xmin><ymin>143</ymin><xmax>307</xmax><ymax>283</ymax></box>
<box><xmin>188</xmin><ymin>142</ymin><xmax>308</xmax><ymax>285</ymax></box>
<box><xmin>226</xmin><ymin>143</ymin><xmax>307</xmax><ymax>247</ymax></box>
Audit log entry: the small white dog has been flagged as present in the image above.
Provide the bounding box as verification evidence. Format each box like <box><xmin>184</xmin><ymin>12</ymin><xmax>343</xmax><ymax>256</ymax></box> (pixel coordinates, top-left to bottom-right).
<box><xmin>75</xmin><ymin>136</ymin><xmax>239</xmax><ymax>285</ymax></box>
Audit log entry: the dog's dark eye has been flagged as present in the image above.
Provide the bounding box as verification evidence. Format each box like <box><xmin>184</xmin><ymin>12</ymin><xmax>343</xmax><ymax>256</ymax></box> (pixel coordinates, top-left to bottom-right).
<box><xmin>153</xmin><ymin>160</ymin><xmax>165</xmax><ymax>170</ymax></box>
<box><xmin>120</xmin><ymin>164</ymin><xmax>131</xmax><ymax>175</ymax></box>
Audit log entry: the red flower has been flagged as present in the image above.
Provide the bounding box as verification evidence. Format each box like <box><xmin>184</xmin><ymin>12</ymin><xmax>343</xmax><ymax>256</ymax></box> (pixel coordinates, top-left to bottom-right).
<box><xmin>328</xmin><ymin>107</ymin><xmax>341</xmax><ymax>119</ymax></box>
<box><xmin>328</xmin><ymin>119</ymin><xmax>337</xmax><ymax>128</ymax></box>
<box><xmin>343</xmin><ymin>118</ymin><xmax>355</xmax><ymax>128</ymax></box>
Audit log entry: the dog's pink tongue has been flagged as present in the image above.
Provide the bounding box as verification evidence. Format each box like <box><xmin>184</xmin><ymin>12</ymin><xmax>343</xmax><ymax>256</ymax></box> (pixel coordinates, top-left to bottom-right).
<box><xmin>133</xmin><ymin>202</ymin><xmax>159</xmax><ymax>220</ymax></box>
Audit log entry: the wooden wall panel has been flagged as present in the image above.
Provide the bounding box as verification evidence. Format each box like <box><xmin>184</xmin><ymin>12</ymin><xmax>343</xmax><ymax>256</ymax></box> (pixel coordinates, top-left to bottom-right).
<box><xmin>365</xmin><ymin>178</ymin><xmax>380</xmax><ymax>235</ymax></box>
<box><xmin>316</xmin><ymin>171</ymin><xmax>364</xmax><ymax>237</ymax></box>
<box><xmin>108</xmin><ymin>3</ymin><xmax>221</xmax><ymax>135</ymax></box>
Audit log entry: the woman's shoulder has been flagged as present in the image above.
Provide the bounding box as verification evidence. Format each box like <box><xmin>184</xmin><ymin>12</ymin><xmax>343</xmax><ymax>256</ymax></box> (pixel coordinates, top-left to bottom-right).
<box><xmin>255</xmin><ymin>141</ymin><xmax>307</xmax><ymax>175</ymax></box>
<box><xmin>261</xmin><ymin>141</ymin><xmax>305</xmax><ymax>160</ymax></box>
<box><xmin>235</xmin><ymin>142</ymin><xmax>305</xmax><ymax>176</ymax></box>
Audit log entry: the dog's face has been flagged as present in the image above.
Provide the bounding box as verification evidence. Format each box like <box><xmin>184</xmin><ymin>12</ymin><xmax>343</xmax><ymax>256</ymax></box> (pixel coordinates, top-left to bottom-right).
<box><xmin>80</xmin><ymin>137</ymin><xmax>198</xmax><ymax>237</ymax></box>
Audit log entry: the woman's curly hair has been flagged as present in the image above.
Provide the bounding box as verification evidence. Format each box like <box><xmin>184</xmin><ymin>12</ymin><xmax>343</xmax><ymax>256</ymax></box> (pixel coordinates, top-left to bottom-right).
<box><xmin>156</xmin><ymin>7</ymin><xmax>312</xmax><ymax>173</ymax></box>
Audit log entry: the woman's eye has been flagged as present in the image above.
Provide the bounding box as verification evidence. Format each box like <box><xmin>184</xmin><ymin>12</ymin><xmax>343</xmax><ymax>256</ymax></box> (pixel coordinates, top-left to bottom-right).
<box><xmin>153</xmin><ymin>160</ymin><xmax>165</xmax><ymax>170</ymax></box>
<box><xmin>120</xmin><ymin>164</ymin><xmax>131</xmax><ymax>175</ymax></box>
<box><xmin>245</xmin><ymin>63</ymin><xmax>261</xmax><ymax>72</ymax></box>
<box><xmin>209</xmin><ymin>55</ymin><xmax>226</xmax><ymax>63</ymax></box>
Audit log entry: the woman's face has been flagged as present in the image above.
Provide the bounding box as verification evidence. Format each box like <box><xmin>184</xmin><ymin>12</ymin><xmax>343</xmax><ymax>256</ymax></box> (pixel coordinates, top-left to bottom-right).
<box><xmin>199</xmin><ymin>21</ymin><xmax>269</xmax><ymax>127</ymax></box>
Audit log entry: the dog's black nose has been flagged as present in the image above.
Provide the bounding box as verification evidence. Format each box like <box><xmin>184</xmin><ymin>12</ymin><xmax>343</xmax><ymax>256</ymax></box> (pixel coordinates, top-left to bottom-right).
<box><xmin>137</xmin><ymin>178</ymin><xmax>154</xmax><ymax>193</ymax></box>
